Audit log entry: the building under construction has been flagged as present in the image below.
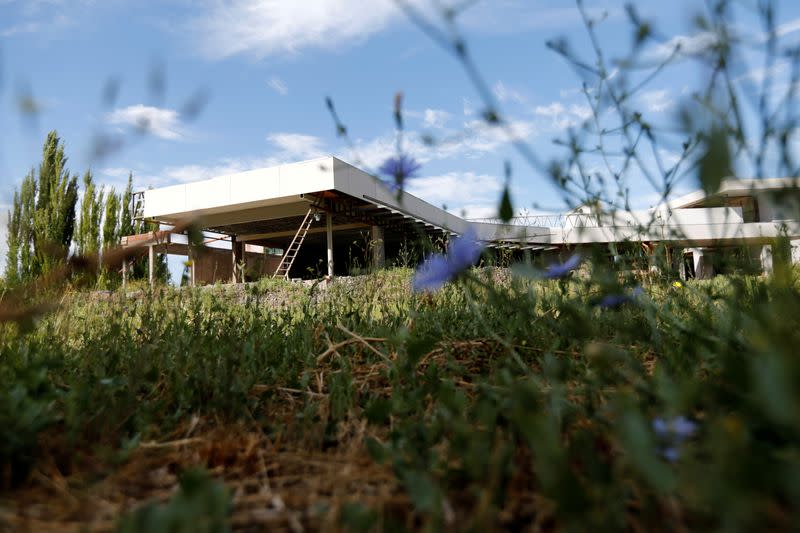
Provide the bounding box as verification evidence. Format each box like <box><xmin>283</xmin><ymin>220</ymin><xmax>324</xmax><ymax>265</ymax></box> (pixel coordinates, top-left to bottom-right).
<box><xmin>122</xmin><ymin>157</ymin><xmax>800</xmax><ymax>284</ymax></box>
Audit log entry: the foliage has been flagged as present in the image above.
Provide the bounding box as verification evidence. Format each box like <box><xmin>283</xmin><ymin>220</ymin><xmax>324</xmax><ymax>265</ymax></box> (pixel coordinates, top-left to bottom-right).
<box><xmin>0</xmin><ymin>270</ymin><xmax>799</xmax><ymax>529</ymax></box>
<box><xmin>5</xmin><ymin>131</ymin><xmax>79</xmax><ymax>281</ymax></box>
<box><xmin>4</xmin><ymin>0</ymin><xmax>800</xmax><ymax>530</ymax></box>
<box><xmin>76</xmin><ymin>170</ymin><xmax>105</xmax><ymax>256</ymax></box>
<box><xmin>118</xmin><ymin>469</ymin><xmax>231</xmax><ymax>533</ymax></box>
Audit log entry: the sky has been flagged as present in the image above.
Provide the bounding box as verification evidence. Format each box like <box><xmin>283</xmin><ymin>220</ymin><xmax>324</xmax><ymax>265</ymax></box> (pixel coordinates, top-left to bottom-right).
<box><xmin>2</xmin><ymin>0</ymin><xmax>800</xmax><ymax>278</ymax></box>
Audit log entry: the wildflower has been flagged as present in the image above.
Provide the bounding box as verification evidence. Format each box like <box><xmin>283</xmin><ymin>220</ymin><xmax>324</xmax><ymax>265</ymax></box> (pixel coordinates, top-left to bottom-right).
<box><xmin>412</xmin><ymin>228</ymin><xmax>483</xmax><ymax>292</ymax></box>
<box><xmin>594</xmin><ymin>286</ymin><xmax>644</xmax><ymax>309</ymax></box>
<box><xmin>379</xmin><ymin>154</ymin><xmax>421</xmax><ymax>191</ymax></box>
<box><xmin>653</xmin><ymin>416</ymin><xmax>697</xmax><ymax>462</ymax></box>
<box><xmin>652</xmin><ymin>416</ymin><xmax>697</xmax><ymax>439</ymax></box>
<box><xmin>672</xmin><ymin>281</ymin><xmax>683</xmax><ymax>289</ymax></box>
<box><xmin>543</xmin><ymin>253</ymin><xmax>581</xmax><ymax>279</ymax></box>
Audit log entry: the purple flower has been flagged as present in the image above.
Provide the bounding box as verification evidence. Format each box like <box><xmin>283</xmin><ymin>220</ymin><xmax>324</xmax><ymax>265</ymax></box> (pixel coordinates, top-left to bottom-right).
<box><xmin>379</xmin><ymin>154</ymin><xmax>421</xmax><ymax>191</ymax></box>
<box><xmin>661</xmin><ymin>447</ymin><xmax>680</xmax><ymax>463</ymax></box>
<box><xmin>412</xmin><ymin>228</ymin><xmax>484</xmax><ymax>292</ymax></box>
<box><xmin>594</xmin><ymin>286</ymin><xmax>644</xmax><ymax>309</ymax></box>
<box><xmin>653</xmin><ymin>416</ymin><xmax>697</xmax><ymax>462</ymax></box>
<box><xmin>543</xmin><ymin>253</ymin><xmax>581</xmax><ymax>279</ymax></box>
<box><xmin>653</xmin><ymin>416</ymin><xmax>697</xmax><ymax>439</ymax></box>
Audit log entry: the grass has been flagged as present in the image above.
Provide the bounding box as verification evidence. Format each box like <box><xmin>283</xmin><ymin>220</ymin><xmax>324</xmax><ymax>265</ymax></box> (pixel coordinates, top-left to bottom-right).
<box><xmin>1</xmin><ymin>266</ymin><xmax>799</xmax><ymax>531</ymax></box>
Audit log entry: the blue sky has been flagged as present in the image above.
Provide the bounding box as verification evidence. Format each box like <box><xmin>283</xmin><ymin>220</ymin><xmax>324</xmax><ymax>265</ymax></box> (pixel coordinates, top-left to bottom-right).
<box><xmin>3</xmin><ymin>0</ymin><xmax>800</xmax><ymax>276</ymax></box>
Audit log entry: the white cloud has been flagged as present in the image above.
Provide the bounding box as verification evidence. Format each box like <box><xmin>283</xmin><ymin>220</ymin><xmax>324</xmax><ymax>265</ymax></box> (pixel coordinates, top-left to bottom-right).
<box><xmin>405</xmin><ymin>172</ymin><xmax>503</xmax><ymax>215</ymax></box>
<box><xmin>462</xmin><ymin>98</ymin><xmax>474</xmax><ymax>117</ymax></box>
<box><xmin>188</xmin><ymin>0</ymin><xmax>604</xmax><ymax>60</ymax></box>
<box><xmin>161</xmin><ymin>160</ymin><xmax>257</xmax><ymax>184</ymax></box>
<box><xmin>640</xmin><ymin>89</ymin><xmax>674</xmax><ymax>113</ymax></box>
<box><xmin>189</xmin><ymin>0</ymin><xmax>422</xmax><ymax>59</ymax></box>
<box><xmin>267</xmin><ymin>132</ymin><xmax>326</xmax><ymax>159</ymax></box>
<box><xmin>776</xmin><ymin>17</ymin><xmax>800</xmax><ymax>38</ymax></box>
<box><xmin>647</xmin><ymin>32</ymin><xmax>718</xmax><ymax>62</ymax></box>
<box><xmin>106</xmin><ymin>105</ymin><xmax>185</xmax><ymax>140</ymax></box>
<box><xmin>346</xmin><ymin>118</ymin><xmax>536</xmax><ymax>170</ymax></box>
<box><xmin>493</xmin><ymin>81</ymin><xmax>527</xmax><ymax>105</ymax></box>
<box><xmin>534</xmin><ymin>102</ymin><xmax>592</xmax><ymax>130</ymax></box>
<box><xmin>267</xmin><ymin>76</ymin><xmax>288</xmax><ymax>96</ymax></box>
<box><xmin>422</xmin><ymin>108</ymin><xmax>450</xmax><ymax>129</ymax></box>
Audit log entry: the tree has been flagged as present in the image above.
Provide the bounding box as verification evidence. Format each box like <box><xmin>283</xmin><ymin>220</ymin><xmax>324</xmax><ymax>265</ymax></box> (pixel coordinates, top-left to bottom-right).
<box><xmin>119</xmin><ymin>172</ymin><xmax>135</xmax><ymax>239</ymax></box>
<box><xmin>5</xmin><ymin>191</ymin><xmax>21</xmax><ymax>285</ymax></box>
<box><xmin>5</xmin><ymin>168</ymin><xmax>40</xmax><ymax>283</ymax></box>
<box><xmin>102</xmin><ymin>189</ymin><xmax>120</xmax><ymax>250</ymax></box>
<box><xmin>76</xmin><ymin>170</ymin><xmax>104</xmax><ymax>256</ymax></box>
<box><xmin>31</xmin><ymin>131</ymin><xmax>78</xmax><ymax>275</ymax></box>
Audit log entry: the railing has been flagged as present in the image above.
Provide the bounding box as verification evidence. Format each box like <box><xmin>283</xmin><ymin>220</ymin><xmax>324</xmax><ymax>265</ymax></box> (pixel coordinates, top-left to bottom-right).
<box><xmin>468</xmin><ymin>213</ymin><xmax>603</xmax><ymax>229</ymax></box>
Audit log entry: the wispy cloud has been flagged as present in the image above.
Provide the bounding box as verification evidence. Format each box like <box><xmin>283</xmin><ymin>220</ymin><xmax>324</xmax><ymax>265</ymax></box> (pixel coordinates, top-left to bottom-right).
<box><xmin>534</xmin><ymin>102</ymin><xmax>592</xmax><ymax>130</ymax></box>
<box><xmin>639</xmin><ymin>89</ymin><xmax>674</xmax><ymax>113</ymax></box>
<box><xmin>0</xmin><ymin>0</ymin><xmax>92</xmax><ymax>38</ymax></box>
<box><xmin>266</xmin><ymin>132</ymin><xmax>326</xmax><ymax>159</ymax></box>
<box><xmin>106</xmin><ymin>105</ymin><xmax>185</xmax><ymax>140</ymax></box>
<box><xmin>187</xmin><ymin>0</ymin><xmax>614</xmax><ymax>60</ymax></box>
<box><xmin>267</xmin><ymin>76</ymin><xmax>288</xmax><ymax>96</ymax></box>
<box><xmin>422</xmin><ymin>108</ymin><xmax>450</xmax><ymax>129</ymax></box>
<box><xmin>493</xmin><ymin>81</ymin><xmax>527</xmax><ymax>105</ymax></box>
<box><xmin>406</xmin><ymin>171</ymin><xmax>503</xmax><ymax>216</ymax></box>
<box><xmin>646</xmin><ymin>32</ymin><xmax>718</xmax><ymax>62</ymax></box>
<box><xmin>189</xmin><ymin>0</ymin><xmax>423</xmax><ymax>59</ymax></box>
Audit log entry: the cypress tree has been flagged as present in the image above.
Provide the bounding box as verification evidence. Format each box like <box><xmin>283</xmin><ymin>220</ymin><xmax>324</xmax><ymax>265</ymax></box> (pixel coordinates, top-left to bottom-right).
<box><xmin>102</xmin><ymin>189</ymin><xmax>120</xmax><ymax>250</ymax></box>
<box><xmin>17</xmin><ymin>171</ymin><xmax>37</xmax><ymax>281</ymax></box>
<box><xmin>31</xmin><ymin>131</ymin><xmax>78</xmax><ymax>275</ymax></box>
<box><xmin>5</xmin><ymin>191</ymin><xmax>21</xmax><ymax>284</ymax></box>
<box><xmin>76</xmin><ymin>170</ymin><xmax>104</xmax><ymax>256</ymax></box>
<box><xmin>119</xmin><ymin>172</ymin><xmax>134</xmax><ymax>238</ymax></box>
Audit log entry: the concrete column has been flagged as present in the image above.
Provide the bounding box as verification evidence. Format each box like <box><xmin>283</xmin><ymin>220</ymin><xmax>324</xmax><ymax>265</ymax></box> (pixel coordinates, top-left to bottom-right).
<box><xmin>148</xmin><ymin>245</ymin><xmax>154</xmax><ymax>287</ymax></box>
<box><xmin>232</xmin><ymin>235</ymin><xmax>243</xmax><ymax>283</ymax></box>
<box><xmin>122</xmin><ymin>259</ymin><xmax>127</xmax><ymax>290</ymax></box>
<box><xmin>760</xmin><ymin>244</ymin><xmax>773</xmax><ymax>275</ymax></box>
<box><xmin>326</xmin><ymin>212</ymin><xmax>334</xmax><ymax>277</ymax></box>
<box><xmin>792</xmin><ymin>240</ymin><xmax>800</xmax><ymax>265</ymax></box>
<box><xmin>371</xmin><ymin>225</ymin><xmax>385</xmax><ymax>269</ymax></box>
<box><xmin>678</xmin><ymin>249</ymin><xmax>688</xmax><ymax>280</ymax></box>
<box><xmin>691</xmin><ymin>247</ymin><xmax>714</xmax><ymax>279</ymax></box>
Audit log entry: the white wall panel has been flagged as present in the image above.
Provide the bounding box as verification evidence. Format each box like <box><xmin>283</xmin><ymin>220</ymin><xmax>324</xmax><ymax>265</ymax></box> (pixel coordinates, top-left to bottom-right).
<box><xmin>230</xmin><ymin>168</ymin><xmax>280</xmax><ymax>204</ymax></box>
<box><xmin>187</xmin><ymin>176</ymin><xmax>231</xmax><ymax>211</ymax></box>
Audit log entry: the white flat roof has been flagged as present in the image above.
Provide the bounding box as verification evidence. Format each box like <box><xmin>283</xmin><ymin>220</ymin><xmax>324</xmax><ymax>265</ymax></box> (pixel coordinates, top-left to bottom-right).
<box><xmin>139</xmin><ymin>159</ymin><xmax>800</xmax><ymax>248</ymax></box>
<box><xmin>141</xmin><ymin>156</ymin><xmax>550</xmax><ymax>243</ymax></box>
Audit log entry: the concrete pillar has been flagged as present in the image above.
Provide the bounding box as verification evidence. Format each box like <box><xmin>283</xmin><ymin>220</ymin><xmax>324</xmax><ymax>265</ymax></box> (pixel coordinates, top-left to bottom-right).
<box><xmin>122</xmin><ymin>259</ymin><xmax>127</xmax><ymax>290</ymax></box>
<box><xmin>690</xmin><ymin>247</ymin><xmax>714</xmax><ymax>279</ymax></box>
<box><xmin>792</xmin><ymin>240</ymin><xmax>800</xmax><ymax>265</ymax></box>
<box><xmin>326</xmin><ymin>212</ymin><xmax>334</xmax><ymax>277</ymax></box>
<box><xmin>232</xmin><ymin>235</ymin><xmax>243</xmax><ymax>283</ymax></box>
<box><xmin>760</xmin><ymin>244</ymin><xmax>773</xmax><ymax>275</ymax></box>
<box><xmin>148</xmin><ymin>245</ymin><xmax>154</xmax><ymax>287</ymax></box>
<box><xmin>371</xmin><ymin>225</ymin><xmax>385</xmax><ymax>269</ymax></box>
<box><xmin>678</xmin><ymin>249</ymin><xmax>688</xmax><ymax>280</ymax></box>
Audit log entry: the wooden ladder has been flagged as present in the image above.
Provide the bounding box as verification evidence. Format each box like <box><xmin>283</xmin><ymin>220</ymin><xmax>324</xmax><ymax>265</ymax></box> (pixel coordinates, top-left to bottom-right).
<box><xmin>274</xmin><ymin>207</ymin><xmax>317</xmax><ymax>279</ymax></box>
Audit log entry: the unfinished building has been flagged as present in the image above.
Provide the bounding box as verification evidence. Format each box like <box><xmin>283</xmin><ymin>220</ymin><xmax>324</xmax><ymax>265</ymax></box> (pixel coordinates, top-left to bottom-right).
<box><xmin>123</xmin><ymin>157</ymin><xmax>800</xmax><ymax>284</ymax></box>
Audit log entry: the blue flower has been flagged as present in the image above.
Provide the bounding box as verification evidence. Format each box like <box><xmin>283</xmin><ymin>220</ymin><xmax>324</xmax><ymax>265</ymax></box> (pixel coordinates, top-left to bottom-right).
<box><xmin>412</xmin><ymin>228</ymin><xmax>484</xmax><ymax>292</ymax></box>
<box><xmin>543</xmin><ymin>253</ymin><xmax>581</xmax><ymax>279</ymax></box>
<box><xmin>594</xmin><ymin>286</ymin><xmax>644</xmax><ymax>309</ymax></box>
<box><xmin>652</xmin><ymin>416</ymin><xmax>697</xmax><ymax>439</ymax></box>
<box><xmin>653</xmin><ymin>416</ymin><xmax>697</xmax><ymax>462</ymax></box>
<box><xmin>661</xmin><ymin>447</ymin><xmax>680</xmax><ymax>463</ymax></box>
<box><xmin>379</xmin><ymin>154</ymin><xmax>421</xmax><ymax>191</ymax></box>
